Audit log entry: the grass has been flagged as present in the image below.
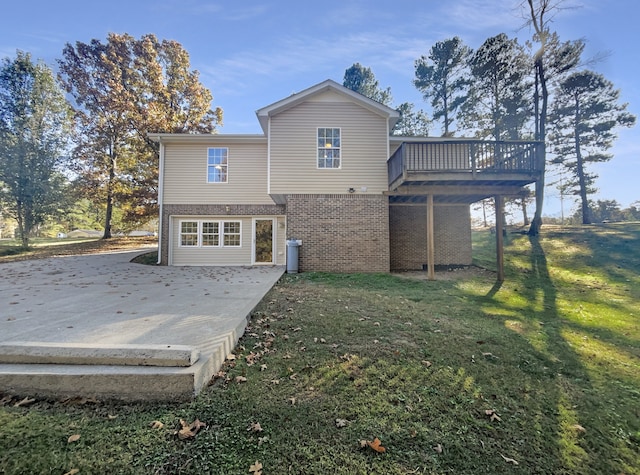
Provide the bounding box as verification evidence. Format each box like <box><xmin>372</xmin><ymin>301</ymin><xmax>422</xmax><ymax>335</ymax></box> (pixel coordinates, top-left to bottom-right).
<box><xmin>0</xmin><ymin>236</ymin><xmax>157</xmax><ymax>261</ymax></box>
<box><xmin>0</xmin><ymin>224</ymin><xmax>638</xmax><ymax>474</ymax></box>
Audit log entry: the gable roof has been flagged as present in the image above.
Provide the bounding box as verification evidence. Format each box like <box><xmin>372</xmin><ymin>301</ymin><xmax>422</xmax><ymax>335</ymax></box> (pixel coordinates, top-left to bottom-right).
<box><xmin>255</xmin><ymin>79</ymin><xmax>400</xmax><ymax>134</ymax></box>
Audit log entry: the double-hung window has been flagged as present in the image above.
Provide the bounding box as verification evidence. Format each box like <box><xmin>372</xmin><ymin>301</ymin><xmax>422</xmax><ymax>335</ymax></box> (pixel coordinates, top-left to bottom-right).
<box><xmin>317</xmin><ymin>128</ymin><xmax>341</xmax><ymax>169</ymax></box>
<box><xmin>207</xmin><ymin>147</ymin><xmax>228</xmax><ymax>183</ymax></box>
<box><xmin>179</xmin><ymin>220</ymin><xmax>241</xmax><ymax>247</ymax></box>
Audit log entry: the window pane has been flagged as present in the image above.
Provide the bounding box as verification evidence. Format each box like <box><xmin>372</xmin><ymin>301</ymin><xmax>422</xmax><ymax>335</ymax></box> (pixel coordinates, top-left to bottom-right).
<box><xmin>223</xmin><ymin>221</ymin><xmax>241</xmax><ymax>247</ymax></box>
<box><xmin>181</xmin><ymin>221</ymin><xmax>198</xmax><ymax>233</ymax></box>
<box><xmin>207</xmin><ymin>148</ymin><xmax>228</xmax><ymax>183</ymax></box>
<box><xmin>180</xmin><ymin>221</ymin><xmax>198</xmax><ymax>246</ymax></box>
<box><xmin>202</xmin><ymin>222</ymin><xmax>219</xmax><ymax>246</ymax></box>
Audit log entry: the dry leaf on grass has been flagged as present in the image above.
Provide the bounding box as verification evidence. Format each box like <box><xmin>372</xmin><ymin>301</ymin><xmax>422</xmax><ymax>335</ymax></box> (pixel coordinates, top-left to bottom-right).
<box><xmin>235</xmin><ymin>376</ymin><xmax>247</xmax><ymax>383</ymax></box>
<box><xmin>67</xmin><ymin>434</ymin><xmax>81</xmax><ymax>443</ymax></box>
<box><xmin>433</xmin><ymin>444</ymin><xmax>443</xmax><ymax>453</ymax></box>
<box><xmin>150</xmin><ymin>420</ymin><xmax>164</xmax><ymax>429</ymax></box>
<box><xmin>248</xmin><ymin>422</ymin><xmax>263</xmax><ymax>432</ymax></box>
<box><xmin>14</xmin><ymin>396</ymin><xmax>35</xmax><ymax>407</ymax></box>
<box><xmin>572</xmin><ymin>424</ymin><xmax>587</xmax><ymax>434</ymax></box>
<box><xmin>249</xmin><ymin>460</ymin><xmax>263</xmax><ymax>474</ymax></box>
<box><xmin>485</xmin><ymin>409</ymin><xmax>502</xmax><ymax>422</ymax></box>
<box><xmin>360</xmin><ymin>437</ymin><xmax>386</xmax><ymax>453</ymax></box>
<box><xmin>335</xmin><ymin>418</ymin><xmax>348</xmax><ymax>428</ymax></box>
<box><xmin>177</xmin><ymin>419</ymin><xmax>206</xmax><ymax>440</ymax></box>
<box><xmin>500</xmin><ymin>453</ymin><xmax>519</xmax><ymax>465</ymax></box>
<box><xmin>63</xmin><ymin>469</ymin><xmax>80</xmax><ymax>475</ymax></box>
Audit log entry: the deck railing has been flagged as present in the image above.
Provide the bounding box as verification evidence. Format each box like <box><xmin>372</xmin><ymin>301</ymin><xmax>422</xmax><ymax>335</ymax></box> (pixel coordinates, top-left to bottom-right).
<box><xmin>388</xmin><ymin>140</ymin><xmax>543</xmax><ymax>186</ymax></box>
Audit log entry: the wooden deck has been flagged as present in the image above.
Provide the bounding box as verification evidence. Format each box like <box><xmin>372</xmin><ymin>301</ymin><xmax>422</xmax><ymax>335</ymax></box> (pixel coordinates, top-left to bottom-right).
<box><xmin>387</xmin><ymin>140</ymin><xmax>543</xmax><ymax>204</ymax></box>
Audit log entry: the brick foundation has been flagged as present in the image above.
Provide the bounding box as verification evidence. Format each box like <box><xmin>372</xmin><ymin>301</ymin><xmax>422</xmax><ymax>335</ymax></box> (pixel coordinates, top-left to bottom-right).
<box><xmin>285</xmin><ymin>194</ymin><xmax>390</xmax><ymax>273</ymax></box>
<box><xmin>389</xmin><ymin>204</ymin><xmax>472</xmax><ymax>270</ymax></box>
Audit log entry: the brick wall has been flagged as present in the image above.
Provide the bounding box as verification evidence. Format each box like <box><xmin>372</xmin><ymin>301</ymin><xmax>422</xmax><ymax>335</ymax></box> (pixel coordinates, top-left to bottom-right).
<box><xmin>160</xmin><ymin>203</ymin><xmax>286</xmax><ymax>265</ymax></box>
<box><xmin>389</xmin><ymin>204</ymin><xmax>472</xmax><ymax>270</ymax></box>
<box><xmin>286</xmin><ymin>194</ymin><xmax>390</xmax><ymax>273</ymax></box>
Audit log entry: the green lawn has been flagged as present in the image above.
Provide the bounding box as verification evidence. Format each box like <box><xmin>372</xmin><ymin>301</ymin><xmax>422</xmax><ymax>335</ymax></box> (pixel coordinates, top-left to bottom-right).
<box><xmin>1</xmin><ymin>224</ymin><xmax>638</xmax><ymax>474</ymax></box>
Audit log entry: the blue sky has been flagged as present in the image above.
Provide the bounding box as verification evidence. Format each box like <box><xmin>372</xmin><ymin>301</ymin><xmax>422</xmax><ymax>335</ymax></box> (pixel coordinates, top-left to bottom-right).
<box><xmin>1</xmin><ymin>0</ymin><xmax>637</xmax><ymax>217</ymax></box>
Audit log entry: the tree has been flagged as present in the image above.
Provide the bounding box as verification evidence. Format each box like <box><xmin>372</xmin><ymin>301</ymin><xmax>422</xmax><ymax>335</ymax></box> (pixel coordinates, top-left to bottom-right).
<box><xmin>414</xmin><ymin>37</ymin><xmax>471</xmax><ymax>137</ymax></box>
<box><xmin>393</xmin><ymin>102</ymin><xmax>430</xmax><ymax>136</ymax></box>
<box><xmin>549</xmin><ymin>70</ymin><xmax>635</xmax><ymax>224</ymax></box>
<box><xmin>461</xmin><ymin>33</ymin><xmax>532</xmax><ymax>140</ymax></box>
<box><xmin>343</xmin><ymin>63</ymin><xmax>392</xmax><ymax>105</ymax></box>
<box><xmin>58</xmin><ymin>33</ymin><xmax>222</xmax><ymax>238</ymax></box>
<box><xmin>0</xmin><ymin>51</ymin><xmax>73</xmax><ymax>248</ymax></box>
<box><xmin>520</xmin><ymin>0</ymin><xmax>584</xmax><ymax>235</ymax></box>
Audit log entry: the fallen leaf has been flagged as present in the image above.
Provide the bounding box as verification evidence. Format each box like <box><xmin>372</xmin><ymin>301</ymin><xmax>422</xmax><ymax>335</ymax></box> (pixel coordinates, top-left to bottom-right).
<box><xmin>288</xmin><ymin>397</ymin><xmax>296</xmax><ymax>405</ymax></box>
<box><xmin>235</xmin><ymin>376</ymin><xmax>247</xmax><ymax>383</ymax></box>
<box><xmin>335</xmin><ymin>418</ymin><xmax>348</xmax><ymax>428</ymax></box>
<box><xmin>500</xmin><ymin>453</ymin><xmax>519</xmax><ymax>465</ymax></box>
<box><xmin>249</xmin><ymin>460</ymin><xmax>263</xmax><ymax>474</ymax></box>
<box><xmin>107</xmin><ymin>414</ymin><xmax>118</xmax><ymax>420</ymax></box>
<box><xmin>433</xmin><ymin>443</ymin><xmax>443</xmax><ymax>453</ymax></box>
<box><xmin>150</xmin><ymin>420</ymin><xmax>164</xmax><ymax>429</ymax></box>
<box><xmin>422</xmin><ymin>360</ymin><xmax>432</xmax><ymax>368</ymax></box>
<box><xmin>366</xmin><ymin>437</ymin><xmax>386</xmax><ymax>453</ymax></box>
<box><xmin>67</xmin><ymin>434</ymin><xmax>81</xmax><ymax>443</ymax></box>
<box><xmin>226</xmin><ymin>354</ymin><xmax>236</xmax><ymax>361</ymax></box>
<box><xmin>258</xmin><ymin>436</ymin><xmax>269</xmax><ymax>446</ymax></box>
<box><xmin>177</xmin><ymin>419</ymin><xmax>206</xmax><ymax>440</ymax></box>
<box><xmin>14</xmin><ymin>396</ymin><xmax>35</xmax><ymax>407</ymax></box>
<box><xmin>0</xmin><ymin>395</ymin><xmax>13</xmax><ymax>406</ymax></box>
<box><xmin>572</xmin><ymin>424</ymin><xmax>587</xmax><ymax>434</ymax></box>
<box><xmin>260</xmin><ymin>364</ymin><xmax>268</xmax><ymax>371</ymax></box>
<box><xmin>248</xmin><ymin>422</ymin><xmax>263</xmax><ymax>432</ymax></box>
<box><xmin>485</xmin><ymin>409</ymin><xmax>501</xmax><ymax>422</ymax></box>
<box><xmin>63</xmin><ymin>469</ymin><xmax>80</xmax><ymax>475</ymax></box>
<box><xmin>373</xmin><ymin>322</ymin><xmax>381</xmax><ymax>326</ymax></box>
<box><xmin>320</xmin><ymin>338</ymin><xmax>326</xmax><ymax>343</ymax></box>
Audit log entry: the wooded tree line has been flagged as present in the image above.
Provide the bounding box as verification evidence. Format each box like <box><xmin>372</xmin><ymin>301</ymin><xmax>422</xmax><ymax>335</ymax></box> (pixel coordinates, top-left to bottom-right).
<box><xmin>0</xmin><ymin>33</ymin><xmax>221</xmax><ymax>247</ymax></box>
<box><xmin>0</xmin><ymin>1</ymin><xmax>635</xmax><ymax>248</ymax></box>
<box><xmin>343</xmin><ymin>0</ymin><xmax>635</xmax><ymax>229</ymax></box>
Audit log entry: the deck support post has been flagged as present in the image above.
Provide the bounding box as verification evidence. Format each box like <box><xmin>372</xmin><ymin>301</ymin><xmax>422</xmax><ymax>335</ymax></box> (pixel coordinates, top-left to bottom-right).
<box><xmin>427</xmin><ymin>194</ymin><xmax>435</xmax><ymax>280</ymax></box>
<box><xmin>495</xmin><ymin>195</ymin><xmax>505</xmax><ymax>282</ymax></box>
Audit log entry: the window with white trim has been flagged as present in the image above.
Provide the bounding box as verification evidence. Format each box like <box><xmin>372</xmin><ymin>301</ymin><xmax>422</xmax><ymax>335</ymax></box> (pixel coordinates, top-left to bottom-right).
<box><xmin>201</xmin><ymin>221</ymin><xmax>219</xmax><ymax>246</ymax></box>
<box><xmin>207</xmin><ymin>147</ymin><xmax>228</xmax><ymax>183</ymax></box>
<box><xmin>179</xmin><ymin>220</ymin><xmax>241</xmax><ymax>247</ymax></box>
<box><xmin>180</xmin><ymin>221</ymin><xmax>198</xmax><ymax>246</ymax></box>
<box><xmin>317</xmin><ymin>128</ymin><xmax>341</xmax><ymax>169</ymax></box>
<box><xmin>223</xmin><ymin>221</ymin><xmax>241</xmax><ymax>246</ymax></box>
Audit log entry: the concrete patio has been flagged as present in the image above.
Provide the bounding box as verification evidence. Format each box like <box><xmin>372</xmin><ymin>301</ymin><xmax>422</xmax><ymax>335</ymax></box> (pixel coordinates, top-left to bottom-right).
<box><xmin>0</xmin><ymin>250</ymin><xmax>284</xmax><ymax>401</ymax></box>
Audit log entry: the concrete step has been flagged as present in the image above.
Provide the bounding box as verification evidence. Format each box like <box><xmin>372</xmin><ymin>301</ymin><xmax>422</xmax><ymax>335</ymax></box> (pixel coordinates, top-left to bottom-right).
<box><xmin>0</xmin><ymin>334</ymin><xmax>234</xmax><ymax>402</ymax></box>
<box><xmin>0</xmin><ymin>342</ymin><xmax>200</xmax><ymax>367</ymax></box>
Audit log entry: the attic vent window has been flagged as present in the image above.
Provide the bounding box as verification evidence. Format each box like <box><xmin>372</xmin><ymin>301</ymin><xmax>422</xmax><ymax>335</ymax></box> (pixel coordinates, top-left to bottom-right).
<box><xmin>317</xmin><ymin>128</ymin><xmax>341</xmax><ymax>169</ymax></box>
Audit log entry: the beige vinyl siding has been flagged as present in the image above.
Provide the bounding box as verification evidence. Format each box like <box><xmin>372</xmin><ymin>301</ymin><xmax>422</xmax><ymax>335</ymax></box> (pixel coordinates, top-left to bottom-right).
<box><xmin>269</xmin><ymin>101</ymin><xmax>389</xmax><ymax>194</ymax></box>
<box><xmin>170</xmin><ymin>216</ymin><xmax>286</xmax><ymax>266</ymax></box>
<box><xmin>163</xmin><ymin>142</ymin><xmax>272</xmax><ymax>205</ymax></box>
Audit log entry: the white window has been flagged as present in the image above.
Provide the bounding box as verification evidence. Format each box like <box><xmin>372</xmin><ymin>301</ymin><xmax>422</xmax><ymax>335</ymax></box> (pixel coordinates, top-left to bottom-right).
<box><xmin>201</xmin><ymin>221</ymin><xmax>219</xmax><ymax>246</ymax></box>
<box><xmin>180</xmin><ymin>221</ymin><xmax>198</xmax><ymax>246</ymax></box>
<box><xmin>179</xmin><ymin>220</ymin><xmax>241</xmax><ymax>247</ymax></box>
<box><xmin>207</xmin><ymin>148</ymin><xmax>228</xmax><ymax>183</ymax></box>
<box><xmin>317</xmin><ymin>128</ymin><xmax>341</xmax><ymax>169</ymax></box>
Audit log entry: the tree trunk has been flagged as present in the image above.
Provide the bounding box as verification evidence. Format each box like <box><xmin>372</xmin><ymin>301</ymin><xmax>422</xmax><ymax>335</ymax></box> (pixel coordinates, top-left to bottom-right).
<box><xmin>574</xmin><ymin>104</ymin><xmax>590</xmax><ymax>224</ymax></box>
<box><xmin>521</xmin><ymin>198</ymin><xmax>530</xmax><ymax>225</ymax></box>
<box><xmin>103</xmin><ymin>146</ymin><xmax>116</xmax><ymax>239</ymax></box>
<box><xmin>528</xmin><ymin>58</ymin><xmax>548</xmax><ymax>236</ymax></box>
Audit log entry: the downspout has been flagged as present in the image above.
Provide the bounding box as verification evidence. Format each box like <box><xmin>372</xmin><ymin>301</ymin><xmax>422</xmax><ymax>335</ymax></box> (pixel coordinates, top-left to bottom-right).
<box><xmin>156</xmin><ymin>140</ymin><xmax>165</xmax><ymax>265</ymax></box>
<box><xmin>267</xmin><ymin>116</ymin><xmax>271</xmax><ymax>195</ymax></box>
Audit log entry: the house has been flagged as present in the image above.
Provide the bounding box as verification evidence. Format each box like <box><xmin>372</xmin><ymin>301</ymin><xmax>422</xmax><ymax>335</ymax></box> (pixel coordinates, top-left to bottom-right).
<box><xmin>149</xmin><ymin>80</ymin><xmax>541</xmax><ymax>278</ymax></box>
